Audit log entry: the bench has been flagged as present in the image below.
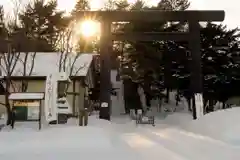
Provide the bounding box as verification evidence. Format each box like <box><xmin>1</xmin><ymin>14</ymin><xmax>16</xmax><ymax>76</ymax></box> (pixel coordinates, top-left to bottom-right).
<box><xmin>135</xmin><ymin>109</ymin><xmax>155</xmax><ymax>126</ymax></box>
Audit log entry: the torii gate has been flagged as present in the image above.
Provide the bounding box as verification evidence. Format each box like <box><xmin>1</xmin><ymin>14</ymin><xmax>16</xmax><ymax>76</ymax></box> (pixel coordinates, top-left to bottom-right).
<box><xmin>77</xmin><ymin>10</ymin><xmax>225</xmax><ymax>120</ymax></box>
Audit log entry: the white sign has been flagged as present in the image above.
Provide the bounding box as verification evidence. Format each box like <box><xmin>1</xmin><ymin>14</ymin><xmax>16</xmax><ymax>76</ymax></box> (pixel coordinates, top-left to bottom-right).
<box><xmin>195</xmin><ymin>93</ymin><xmax>204</xmax><ymax>118</ymax></box>
<box><xmin>142</xmin><ymin>116</ymin><xmax>149</xmax><ymax>122</ymax></box>
<box><xmin>44</xmin><ymin>74</ymin><xmax>57</xmax><ymax>122</ymax></box>
<box><xmin>28</xmin><ymin>106</ymin><xmax>39</xmax><ymax>120</ymax></box>
<box><xmin>137</xmin><ymin>109</ymin><xmax>142</xmax><ymax>115</ymax></box>
<box><xmin>101</xmin><ymin>102</ymin><xmax>108</xmax><ymax>108</ymax></box>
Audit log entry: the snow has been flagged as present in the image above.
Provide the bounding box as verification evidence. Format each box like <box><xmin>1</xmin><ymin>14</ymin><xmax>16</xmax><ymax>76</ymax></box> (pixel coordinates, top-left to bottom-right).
<box><xmin>9</xmin><ymin>93</ymin><xmax>45</xmax><ymax>100</ymax></box>
<box><xmin>158</xmin><ymin>112</ymin><xmax>193</xmax><ymax>126</ymax></box>
<box><xmin>0</xmin><ymin>52</ymin><xmax>94</xmax><ymax>77</ymax></box>
<box><xmin>184</xmin><ymin>107</ymin><xmax>240</xmax><ymax>145</ymax></box>
<box><xmin>3</xmin><ymin>90</ymin><xmax>240</xmax><ymax>159</ymax></box>
<box><xmin>0</xmin><ymin>127</ymin><xmax>131</xmax><ymax>160</ymax></box>
<box><xmin>0</xmin><ymin>110</ymin><xmax>240</xmax><ymax>160</ymax></box>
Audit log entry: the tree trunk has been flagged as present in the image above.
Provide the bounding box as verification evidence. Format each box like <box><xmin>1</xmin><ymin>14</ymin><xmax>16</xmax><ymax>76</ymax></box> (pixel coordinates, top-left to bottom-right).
<box><xmin>6</xmin><ymin>102</ymin><xmax>11</xmax><ymax>125</ymax></box>
<box><xmin>222</xmin><ymin>102</ymin><xmax>226</xmax><ymax>109</ymax></box>
<box><xmin>123</xmin><ymin>79</ymin><xmax>142</xmax><ymax>113</ymax></box>
<box><xmin>145</xmin><ymin>92</ymin><xmax>151</xmax><ymax>110</ymax></box>
<box><xmin>157</xmin><ymin>97</ymin><xmax>162</xmax><ymax>112</ymax></box>
<box><xmin>192</xmin><ymin>96</ymin><xmax>197</xmax><ymax>119</ymax></box>
<box><xmin>206</xmin><ymin>99</ymin><xmax>214</xmax><ymax>113</ymax></box>
<box><xmin>165</xmin><ymin>88</ymin><xmax>170</xmax><ymax>103</ymax></box>
<box><xmin>187</xmin><ymin>98</ymin><xmax>192</xmax><ymax>111</ymax></box>
<box><xmin>21</xmin><ymin>80</ymin><xmax>28</xmax><ymax>92</ymax></box>
<box><xmin>72</xmin><ymin>80</ymin><xmax>76</xmax><ymax>115</ymax></box>
<box><xmin>175</xmin><ymin>89</ymin><xmax>180</xmax><ymax>106</ymax></box>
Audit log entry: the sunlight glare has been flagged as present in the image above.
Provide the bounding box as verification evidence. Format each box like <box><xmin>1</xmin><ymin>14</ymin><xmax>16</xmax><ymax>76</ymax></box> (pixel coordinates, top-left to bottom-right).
<box><xmin>79</xmin><ymin>20</ymin><xmax>100</xmax><ymax>38</ymax></box>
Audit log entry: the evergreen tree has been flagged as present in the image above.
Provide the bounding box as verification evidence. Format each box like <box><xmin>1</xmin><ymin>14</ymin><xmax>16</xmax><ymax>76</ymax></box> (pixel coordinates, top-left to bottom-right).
<box><xmin>18</xmin><ymin>0</ymin><xmax>68</xmax><ymax>51</ymax></box>
<box><xmin>200</xmin><ymin>23</ymin><xmax>240</xmax><ymax>110</ymax></box>
<box><xmin>71</xmin><ymin>0</ymin><xmax>90</xmax><ymax>17</ymax></box>
<box><xmin>119</xmin><ymin>0</ymin><xmax>191</xmax><ymax>106</ymax></box>
<box><xmin>170</xmin><ymin>23</ymin><xmax>240</xmax><ymax>112</ymax></box>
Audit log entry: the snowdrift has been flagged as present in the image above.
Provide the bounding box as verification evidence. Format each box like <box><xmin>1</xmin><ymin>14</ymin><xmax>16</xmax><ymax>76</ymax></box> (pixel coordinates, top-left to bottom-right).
<box><xmin>184</xmin><ymin>107</ymin><xmax>240</xmax><ymax>145</ymax></box>
<box><xmin>159</xmin><ymin>112</ymin><xmax>193</xmax><ymax>126</ymax></box>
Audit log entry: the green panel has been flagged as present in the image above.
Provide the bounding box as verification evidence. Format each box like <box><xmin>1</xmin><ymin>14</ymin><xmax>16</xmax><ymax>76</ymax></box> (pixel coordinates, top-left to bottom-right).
<box><xmin>13</xmin><ymin>106</ymin><xmax>28</xmax><ymax>121</ymax></box>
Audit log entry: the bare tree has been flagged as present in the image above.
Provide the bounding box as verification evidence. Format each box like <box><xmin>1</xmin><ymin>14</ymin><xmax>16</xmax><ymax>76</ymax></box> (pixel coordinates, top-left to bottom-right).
<box><xmin>0</xmin><ymin>41</ymin><xmax>21</xmax><ymax>125</ymax></box>
<box><xmin>56</xmin><ymin>24</ymin><xmax>88</xmax><ymax>115</ymax></box>
<box><xmin>57</xmin><ymin>26</ymin><xmax>74</xmax><ymax>72</ymax></box>
<box><xmin>17</xmin><ymin>51</ymin><xmax>36</xmax><ymax>92</ymax></box>
<box><xmin>56</xmin><ymin>22</ymin><xmax>86</xmax><ymax>76</ymax></box>
<box><xmin>10</xmin><ymin>0</ymin><xmax>37</xmax><ymax>92</ymax></box>
<box><xmin>10</xmin><ymin>0</ymin><xmax>23</xmax><ymax>26</ymax></box>
<box><xmin>0</xmin><ymin>0</ymin><xmax>35</xmax><ymax>124</ymax></box>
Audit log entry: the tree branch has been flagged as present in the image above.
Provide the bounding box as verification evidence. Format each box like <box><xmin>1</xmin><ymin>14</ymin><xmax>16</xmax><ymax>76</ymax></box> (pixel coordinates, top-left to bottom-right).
<box><xmin>0</xmin><ymin>102</ymin><xmax>6</xmax><ymax>106</ymax></box>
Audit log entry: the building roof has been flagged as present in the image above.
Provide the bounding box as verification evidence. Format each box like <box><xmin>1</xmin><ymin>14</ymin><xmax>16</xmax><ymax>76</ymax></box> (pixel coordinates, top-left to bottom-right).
<box><xmin>0</xmin><ymin>52</ymin><xmax>95</xmax><ymax>77</ymax></box>
<box><xmin>9</xmin><ymin>93</ymin><xmax>45</xmax><ymax>100</ymax></box>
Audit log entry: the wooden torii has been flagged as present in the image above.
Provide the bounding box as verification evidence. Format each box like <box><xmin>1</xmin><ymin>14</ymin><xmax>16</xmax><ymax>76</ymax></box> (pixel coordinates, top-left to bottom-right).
<box><xmin>77</xmin><ymin>10</ymin><xmax>225</xmax><ymax>120</ymax></box>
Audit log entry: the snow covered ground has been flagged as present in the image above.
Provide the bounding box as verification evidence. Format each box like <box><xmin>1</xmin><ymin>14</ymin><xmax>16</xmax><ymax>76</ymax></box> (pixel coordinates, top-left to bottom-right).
<box><xmin>183</xmin><ymin>108</ymin><xmax>240</xmax><ymax>145</ymax></box>
<box><xmin>1</xmin><ymin>109</ymin><xmax>240</xmax><ymax>160</ymax></box>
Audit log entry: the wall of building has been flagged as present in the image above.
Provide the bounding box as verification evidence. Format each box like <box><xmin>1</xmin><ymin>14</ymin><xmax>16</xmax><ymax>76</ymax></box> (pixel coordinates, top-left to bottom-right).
<box><xmin>110</xmin><ymin>70</ymin><xmax>125</xmax><ymax>115</ymax></box>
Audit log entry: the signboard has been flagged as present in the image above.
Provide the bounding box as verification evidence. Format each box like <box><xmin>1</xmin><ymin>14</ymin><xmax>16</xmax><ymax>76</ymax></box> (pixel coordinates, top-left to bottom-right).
<box><xmin>27</xmin><ymin>106</ymin><xmax>39</xmax><ymax>120</ymax></box>
<box><xmin>101</xmin><ymin>102</ymin><xmax>108</xmax><ymax>108</ymax></box>
<box><xmin>142</xmin><ymin>116</ymin><xmax>149</xmax><ymax>122</ymax></box>
<box><xmin>44</xmin><ymin>74</ymin><xmax>58</xmax><ymax>122</ymax></box>
<box><xmin>9</xmin><ymin>92</ymin><xmax>44</xmax><ymax>130</ymax></box>
<box><xmin>13</xmin><ymin>101</ymin><xmax>40</xmax><ymax>107</ymax></box>
<box><xmin>13</xmin><ymin>100</ymin><xmax>40</xmax><ymax>121</ymax></box>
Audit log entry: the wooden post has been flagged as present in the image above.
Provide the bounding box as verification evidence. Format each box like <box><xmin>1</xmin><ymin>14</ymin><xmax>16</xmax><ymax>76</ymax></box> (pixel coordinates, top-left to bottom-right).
<box><xmin>72</xmin><ymin>80</ymin><xmax>76</xmax><ymax>115</ymax></box>
<box><xmin>78</xmin><ymin>81</ymin><xmax>82</xmax><ymax>126</ymax></box>
<box><xmin>79</xmin><ymin>110</ymin><xmax>83</xmax><ymax>126</ymax></box>
<box><xmin>78</xmin><ymin>79</ymin><xmax>86</xmax><ymax>126</ymax></box>
<box><xmin>99</xmin><ymin>21</ymin><xmax>112</xmax><ymax>120</ymax></box>
<box><xmin>188</xmin><ymin>20</ymin><xmax>203</xmax><ymax>119</ymax></box>
<box><xmin>39</xmin><ymin>100</ymin><xmax>42</xmax><ymax>130</ymax></box>
<box><xmin>84</xmin><ymin>108</ymin><xmax>88</xmax><ymax>126</ymax></box>
<box><xmin>79</xmin><ymin>108</ymin><xmax>88</xmax><ymax>126</ymax></box>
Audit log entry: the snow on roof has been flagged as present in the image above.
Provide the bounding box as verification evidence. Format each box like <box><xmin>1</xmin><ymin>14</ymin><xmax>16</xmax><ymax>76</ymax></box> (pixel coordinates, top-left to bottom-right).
<box><xmin>0</xmin><ymin>52</ymin><xmax>94</xmax><ymax>77</ymax></box>
<box><xmin>9</xmin><ymin>93</ymin><xmax>45</xmax><ymax>100</ymax></box>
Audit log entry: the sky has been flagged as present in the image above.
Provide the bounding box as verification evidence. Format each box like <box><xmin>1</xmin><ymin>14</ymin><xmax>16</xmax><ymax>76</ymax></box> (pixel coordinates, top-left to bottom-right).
<box><xmin>0</xmin><ymin>0</ymin><xmax>239</xmax><ymax>29</ymax></box>
<box><xmin>189</xmin><ymin>0</ymin><xmax>239</xmax><ymax>29</ymax></box>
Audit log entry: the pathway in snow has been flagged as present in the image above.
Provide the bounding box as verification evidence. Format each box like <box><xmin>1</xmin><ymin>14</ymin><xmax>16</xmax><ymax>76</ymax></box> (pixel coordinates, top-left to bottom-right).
<box><xmin>134</xmin><ymin>127</ymin><xmax>240</xmax><ymax>160</ymax></box>
<box><xmin>109</xmin><ymin>115</ymin><xmax>240</xmax><ymax>160</ymax></box>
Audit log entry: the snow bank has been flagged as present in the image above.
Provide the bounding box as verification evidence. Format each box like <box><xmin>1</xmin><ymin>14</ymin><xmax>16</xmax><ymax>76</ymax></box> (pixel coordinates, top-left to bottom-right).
<box><xmin>184</xmin><ymin>108</ymin><xmax>240</xmax><ymax>145</ymax></box>
<box><xmin>161</xmin><ymin>112</ymin><xmax>193</xmax><ymax>126</ymax></box>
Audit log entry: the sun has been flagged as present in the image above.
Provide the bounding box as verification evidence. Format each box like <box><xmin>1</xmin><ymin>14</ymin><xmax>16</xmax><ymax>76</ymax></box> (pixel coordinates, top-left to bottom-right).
<box><xmin>79</xmin><ymin>20</ymin><xmax>100</xmax><ymax>38</ymax></box>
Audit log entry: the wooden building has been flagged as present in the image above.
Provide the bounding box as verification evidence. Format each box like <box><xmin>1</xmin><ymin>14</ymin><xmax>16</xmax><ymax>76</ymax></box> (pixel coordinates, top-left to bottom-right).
<box><xmin>0</xmin><ymin>52</ymin><xmax>97</xmax><ymax>116</ymax></box>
